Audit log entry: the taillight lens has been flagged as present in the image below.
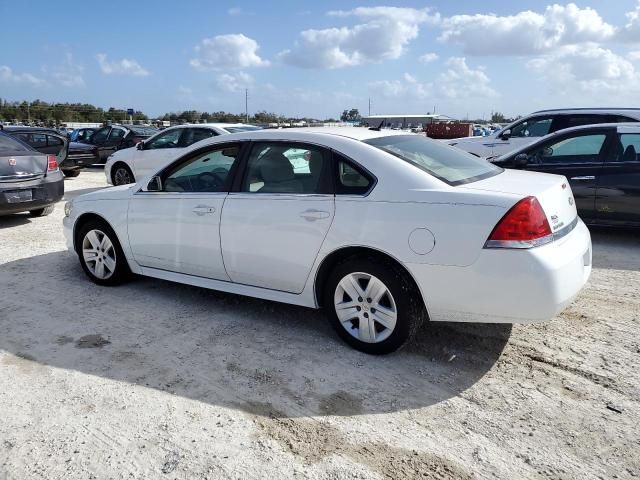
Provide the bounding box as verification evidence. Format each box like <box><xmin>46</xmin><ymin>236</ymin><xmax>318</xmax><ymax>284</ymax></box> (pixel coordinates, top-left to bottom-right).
<box><xmin>485</xmin><ymin>196</ymin><xmax>552</xmax><ymax>249</ymax></box>
<box><xmin>47</xmin><ymin>154</ymin><xmax>59</xmax><ymax>172</ymax></box>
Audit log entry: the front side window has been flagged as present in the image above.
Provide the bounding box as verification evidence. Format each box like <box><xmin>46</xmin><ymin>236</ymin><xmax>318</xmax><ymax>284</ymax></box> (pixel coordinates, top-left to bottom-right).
<box><xmin>90</xmin><ymin>128</ymin><xmax>110</xmax><ymax>144</ymax></box>
<box><xmin>509</xmin><ymin>117</ymin><xmax>553</xmax><ymax>138</ymax></box>
<box><xmin>163</xmin><ymin>144</ymin><xmax>240</xmax><ymax>193</ymax></box>
<box><xmin>108</xmin><ymin>128</ymin><xmax>125</xmax><ymax>141</ymax></box>
<box><xmin>533</xmin><ymin>134</ymin><xmax>607</xmax><ymax>164</ymax></box>
<box><xmin>365</xmin><ymin>135</ymin><xmax>502</xmax><ymax>186</ymax></box>
<box><xmin>242</xmin><ymin>142</ymin><xmax>328</xmax><ymax>194</ymax></box>
<box><xmin>146</xmin><ymin>129</ymin><xmax>182</xmax><ymax>149</ymax></box>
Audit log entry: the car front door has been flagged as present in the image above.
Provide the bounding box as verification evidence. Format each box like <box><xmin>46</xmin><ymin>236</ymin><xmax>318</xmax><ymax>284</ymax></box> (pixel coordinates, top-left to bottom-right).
<box><xmin>127</xmin><ymin>142</ymin><xmax>243</xmax><ymax>279</ymax></box>
<box><xmin>220</xmin><ymin>141</ymin><xmax>334</xmax><ymax>294</ymax></box>
<box><xmin>131</xmin><ymin>128</ymin><xmax>184</xmax><ymax>179</ymax></box>
<box><xmin>519</xmin><ymin>129</ymin><xmax>611</xmax><ymax>222</ymax></box>
<box><xmin>491</xmin><ymin>116</ymin><xmax>557</xmax><ymax>156</ymax></box>
<box><xmin>595</xmin><ymin>129</ymin><xmax>640</xmax><ymax>226</ymax></box>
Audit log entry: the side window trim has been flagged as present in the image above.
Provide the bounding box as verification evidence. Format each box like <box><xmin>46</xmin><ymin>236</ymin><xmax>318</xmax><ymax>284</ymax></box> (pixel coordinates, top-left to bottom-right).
<box><xmin>331</xmin><ymin>150</ymin><xmax>377</xmax><ymax>197</ymax></box>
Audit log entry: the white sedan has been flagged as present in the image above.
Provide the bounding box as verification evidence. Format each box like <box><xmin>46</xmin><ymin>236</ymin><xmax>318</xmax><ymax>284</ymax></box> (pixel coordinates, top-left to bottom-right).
<box><xmin>104</xmin><ymin>123</ymin><xmax>261</xmax><ymax>186</ymax></box>
<box><xmin>64</xmin><ymin>128</ymin><xmax>592</xmax><ymax>354</ymax></box>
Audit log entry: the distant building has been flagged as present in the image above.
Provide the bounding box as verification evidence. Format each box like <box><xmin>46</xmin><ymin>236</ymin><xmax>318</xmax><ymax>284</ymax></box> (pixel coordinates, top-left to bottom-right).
<box><xmin>361</xmin><ymin>114</ymin><xmax>454</xmax><ymax>129</ymax></box>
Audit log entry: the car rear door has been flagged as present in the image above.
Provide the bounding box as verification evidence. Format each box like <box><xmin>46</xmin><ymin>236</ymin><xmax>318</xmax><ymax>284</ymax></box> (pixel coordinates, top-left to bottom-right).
<box><xmin>517</xmin><ymin>129</ymin><xmax>612</xmax><ymax>222</ymax></box>
<box><xmin>220</xmin><ymin>141</ymin><xmax>334</xmax><ymax>294</ymax></box>
<box><xmin>594</xmin><ymin>128</ymin><xmax>640</xmax><ymax>226</ymax></box>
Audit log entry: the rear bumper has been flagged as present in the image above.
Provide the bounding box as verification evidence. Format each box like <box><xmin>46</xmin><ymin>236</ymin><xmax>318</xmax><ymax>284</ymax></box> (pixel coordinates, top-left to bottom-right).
<box><xmin>407</xmin><ymin>219</ymin><xmax>592</xmax><ymax>323</ymax></box>
<box><xmin>0</xmin><ymin>173</ymin><xmax>64</xmax><ymax>215</ymax></box>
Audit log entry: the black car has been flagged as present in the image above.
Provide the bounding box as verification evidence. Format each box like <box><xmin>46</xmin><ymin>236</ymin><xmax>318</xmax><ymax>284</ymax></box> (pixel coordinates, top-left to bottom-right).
<box><xmin>0</xmin><ymin>132</ymin><xmax>64</xmax><ymax>217</ymax></box>
<box><xmin>493</xmin><ymin>123</ymin><xmax>640</xmax><ymax>227</ymax></box>
<box><xmin>80</xmin><ymin>124</ymin><xmax>158</xmax><ymax>163</ymax></box>
<box><xmin>1</xmin><ymin>126</ymin><xmax>98</xmax><ymax>177</ymax></box>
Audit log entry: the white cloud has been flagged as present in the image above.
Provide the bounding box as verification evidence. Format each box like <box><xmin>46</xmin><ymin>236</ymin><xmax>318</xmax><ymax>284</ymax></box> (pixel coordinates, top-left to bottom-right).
<box><xmin>50</xmin><ymin>53</ymin><xmax>84</xmax><ymax>87</ymax></box>
<box><xmin>526</xmin><ymin>44</ymin><xmax>637</xmax><ymax>94</ymax></box>
<box><xmin>439</xmin><ymin>3</ymin><xmax>614</xmax><ymax>56</ymax></box>
<box><xmin>419</xmin><ymin>52</ymin><xmax>439</xmax><ymax>63</ymax></box>
<box><xmin>0</xmin><ymin>65</ymin><xmax>44</xmax><ymax>86</ymax></box>
<box><xmin>629</xmin><ymin>50</ymin><xmax>640</xmax><ymax>60</ymax></box>
<box><xmin>96</xmin><ymin>53</ymin><xmax>150</xmax><ymax>77</ymax></box>
<box><xmin>190</xmin><ymin>34</ymin><xmax>269</xmax><ymax>70</ymax></box>
<box><xmin>279</xmin><ymin>7</ymin><xmax>438</xmax><ymax>69</ymax></box>
<box><xmin>369</xmin><ymin>58</ymin><xmax>495</xmax><ymax>102</ymax></box>
<box><xmin>216</xmin><ymin>71</ymin><xmax>254</xmax><ymax>93</ymax></box>
<box><xmin>617</xmin><ymin>1</ymin><xmax>640</xmax><ymax>42</ymax></box>
<box><xmin>228</xmin><ymin>7</ymin><xmax>243</xmax><ymax>16</ymax></box>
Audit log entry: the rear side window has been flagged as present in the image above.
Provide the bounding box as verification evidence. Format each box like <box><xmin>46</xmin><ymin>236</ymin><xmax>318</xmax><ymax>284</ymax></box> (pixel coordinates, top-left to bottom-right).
<box><xmin>109</xmin><ymin>128</ymin><xmax>125</xmax><ymax>141</ymax></box>
<box><xmin>0</xmin><ymin>133</ymin><xmax>31</xmax><ymax>152</ymax></box>
<box><xmin>90</xmin><ymin>128</ymin><xmax>110</xmax><ymax>143</ymax></box>
<box><xmin>47</xmin><ymin>135</ymin><xmax>63</xmax><ymax>147</ymax></box>
<box><xmin>334</xmin><ymin>153</ymin><xmax>373</xmax><ymax>195</ymax></box>
<box><xmin>616</xmin><ymin>134</ymin><xmax>640</xmax><ymax>162</ymax></box>
<box><xmin>365</xmin><ymin>135</ymin><xmax>502</xmax><ymax>186</ymax></box>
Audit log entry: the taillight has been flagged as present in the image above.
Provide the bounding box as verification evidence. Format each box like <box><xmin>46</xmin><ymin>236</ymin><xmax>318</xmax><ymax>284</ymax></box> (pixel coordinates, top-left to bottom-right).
<box><xmin>485</xmin><ymin>196</ymin><xmax>552</xmax><ymax>249</ymax></box>
<box><xmin>47</xmin><ymin>154</ymin><xmax>59</xmax><ymax>172</ymax></box>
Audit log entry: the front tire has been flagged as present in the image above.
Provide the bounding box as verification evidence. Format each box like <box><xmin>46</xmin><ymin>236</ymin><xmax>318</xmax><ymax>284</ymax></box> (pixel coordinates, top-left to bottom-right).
<box><xmin>324</xmin><ymin>256</ymin><xmax>426</xmax><ymax>354</ymax></box>
<box><xmin>77</xmin><ymin>220</ymin><xmax>131</xmax><ymax>286</ymax></box>
<box><xmin>29</xmin><ymin>205</ymin><xmax>55</xmax><ymax>217</ymax></box>
<box><xmin>112</xmin><ymin>164</ymin><xmax>134</xmax><ymax>186</ymax></box>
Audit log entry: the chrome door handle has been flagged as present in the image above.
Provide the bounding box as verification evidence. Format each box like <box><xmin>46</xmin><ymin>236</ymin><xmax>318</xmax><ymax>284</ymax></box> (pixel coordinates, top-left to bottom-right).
<box><xmin>192</xmin><ymin>205</ymin><xmax>216</xmax><ymax>216</ymax></box>
<box><xmin>300</xmin><ymin>209</ymin><xmax>330</xmax><ymax>221</ymax></box>
<box><xmin>570</xmin><ymin>176</ymin><xmax>595</xmax><ymax>181</ymax></box>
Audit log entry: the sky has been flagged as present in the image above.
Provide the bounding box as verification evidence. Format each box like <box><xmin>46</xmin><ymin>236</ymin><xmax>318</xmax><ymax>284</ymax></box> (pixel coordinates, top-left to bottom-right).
<box><xmin>2</xmin><ymin>0</ymin><xmax>640</xmax><ymax>120</ymax></box>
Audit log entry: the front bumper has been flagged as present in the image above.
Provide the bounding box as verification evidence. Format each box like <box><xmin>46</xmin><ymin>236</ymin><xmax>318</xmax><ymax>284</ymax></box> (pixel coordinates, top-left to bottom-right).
<box><xmin>407</xmin><ymin>219</ymin><xmax>592</xmax><ymax>323</ymax></box>
<box><xmin>0</xmin><ymin>173</ymin><xmax>64</xmax><ymax>215</ymax></box>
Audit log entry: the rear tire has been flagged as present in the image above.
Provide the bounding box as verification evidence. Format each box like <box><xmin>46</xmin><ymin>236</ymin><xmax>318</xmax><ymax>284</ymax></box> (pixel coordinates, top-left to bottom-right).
<box><xmin>76</xmin><ymin>219</ymin><xmax>131</xmax><ymax>286</ymax></box>
<box><xmin>112</xmin><ymin>164</ymin><xmax>134</xmax><ymax>185</ymax></box>
<box><xmin>324</xmin><ymin>255</ymin><xmax>426</xmax><ymax>354</ymax></box>
<box><xmin>63</xmin><ymin>170</ymin><xmax>81</xmax><ymax>178</ymax></box>
<box><xmin>28</xmin><ymin>205</ymin><xmax>55</xmax><ymax>217</ymax></box>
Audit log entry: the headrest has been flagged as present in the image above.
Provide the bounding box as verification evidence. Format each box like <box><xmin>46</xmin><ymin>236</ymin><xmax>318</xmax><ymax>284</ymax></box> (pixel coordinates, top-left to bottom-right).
<box><xmin>308</xmin><ymin>151</ymin><xmax>323</xmax><ymax>175</ymax></box>
<box><xmin>623</xmin><ymin>144</ymin><xmax>637</xmax><ymax>162</ymax></box>
<box><xmin>260</xmin><ymin>153</ymin><xmax>294</xmax><ymax>182</ymax></box>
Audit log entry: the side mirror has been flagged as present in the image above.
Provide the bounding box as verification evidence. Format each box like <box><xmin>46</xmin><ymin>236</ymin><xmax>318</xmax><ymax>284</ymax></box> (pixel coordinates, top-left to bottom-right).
<box><xmin>136</xmin><ymin>141</ymin><xmax>144</xmax><ymax>150</ymax></box>
<box><xmin>146</xmin><ymin>176</ymin><xmax>162</xmax><ymax>192</ymax></box>
<box><xmin>499</xmin><ymin>129</ymin><xmax>511</xmax><ymax>140</ymax></box>
<box><xmin>513</xmin><ymin>153</ymin><xmax>529</xmax><ymax>168</ymax></box>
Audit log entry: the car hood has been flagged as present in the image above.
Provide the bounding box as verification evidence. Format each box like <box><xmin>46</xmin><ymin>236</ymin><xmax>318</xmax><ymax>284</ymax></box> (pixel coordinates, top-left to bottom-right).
<box><xmin>73</xmin><ymin>183</ymin><xmax>137</xmax><ymax>202</ymax></box>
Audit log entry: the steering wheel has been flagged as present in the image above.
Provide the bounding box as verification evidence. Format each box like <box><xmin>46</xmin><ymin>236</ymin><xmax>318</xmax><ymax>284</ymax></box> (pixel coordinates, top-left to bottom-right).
<box><xmin>197</xmin><ymin>172</ymin><xmax>223</xmax><ymax>190</ymax></box>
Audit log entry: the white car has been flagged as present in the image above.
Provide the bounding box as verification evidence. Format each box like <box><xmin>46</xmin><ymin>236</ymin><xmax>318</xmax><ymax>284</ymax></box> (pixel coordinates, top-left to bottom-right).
<box><xmin>105</xmin><ymin>123</ymin><xmax>261</xmax><ymax>185</ymax></box>
<box><xmin>448</xmin><ymin>108</ymin><xmax>640</xmax><ymax>158</ymax></box>
<box><xmin>64</xmin><ymin>128</ymin><xmax>592</xmax><ymax>354</ymax></box>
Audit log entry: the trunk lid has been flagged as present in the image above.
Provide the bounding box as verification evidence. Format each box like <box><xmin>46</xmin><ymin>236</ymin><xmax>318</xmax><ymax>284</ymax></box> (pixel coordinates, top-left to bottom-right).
<box><xmin>0</xmin><ymin>152</ymin><xmax>48</xmax><ymax>182</ymax></box>
<box><xmin>459</xmin><ymin>169</ymin><xmax>578</xmax><ymax>234</ymax></box>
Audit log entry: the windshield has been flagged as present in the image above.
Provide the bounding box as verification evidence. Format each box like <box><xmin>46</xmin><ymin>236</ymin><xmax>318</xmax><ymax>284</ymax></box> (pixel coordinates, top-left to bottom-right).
<box><xmin>223</xmin><ymin>126</ymin><xmax>262</xmax><ymax>133</ymax></box>
<box><xmin>365</xmin><ymin>135</ymin><xmax>502</xmax><ymax>186</ymax></box>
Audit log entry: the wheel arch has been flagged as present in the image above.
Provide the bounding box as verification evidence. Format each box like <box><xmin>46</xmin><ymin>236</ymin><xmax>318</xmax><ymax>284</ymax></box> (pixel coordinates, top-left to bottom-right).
<box><xmin>313</xmin><ymin>245</ymin><xmax>429</xmax><ymax>315</ymax></box>
<box><xmin>73</xmin><ymin>212</ymin><xmax>122</xmax><ymax>255</ymax></box>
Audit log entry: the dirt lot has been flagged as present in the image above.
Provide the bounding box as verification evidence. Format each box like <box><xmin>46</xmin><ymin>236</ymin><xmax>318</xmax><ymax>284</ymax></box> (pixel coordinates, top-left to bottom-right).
<box><xmin>0</xmin><ymin>169</ymin><xmax>639</xmax><ymax>479</ymax></box>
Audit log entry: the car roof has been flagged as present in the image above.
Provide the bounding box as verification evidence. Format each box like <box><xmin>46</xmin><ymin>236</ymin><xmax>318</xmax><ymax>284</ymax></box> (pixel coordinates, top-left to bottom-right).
<box><xmin>1</xmin><ymin>126</ymin><xmax>59</xmax><ymax>133</ymax></box>
<box><xmin>532</xmin><ymin>108</ymin><xmax>640</xmax><ymax>118</ymax></box>
<box><xmin>240</xmin><ymin>127</ymin><xmax>412</xmax><ymax>141</ymax></box>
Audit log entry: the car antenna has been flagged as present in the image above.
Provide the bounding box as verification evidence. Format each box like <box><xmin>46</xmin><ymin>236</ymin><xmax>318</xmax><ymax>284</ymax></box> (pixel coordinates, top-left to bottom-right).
<box><xmin>369</xmin><ymin>120</ymin><xmax>384</xmax><ymax>131</ymax></box>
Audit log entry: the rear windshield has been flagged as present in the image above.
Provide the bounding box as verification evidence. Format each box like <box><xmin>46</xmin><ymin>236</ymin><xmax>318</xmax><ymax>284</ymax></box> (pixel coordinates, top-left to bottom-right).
<box><xmin>365</xmin><ymin>135</ymin><xmax>502</xmax><ymax>186</ymax></box>
<box><xmin>224</xmin><ymin>126</ymin><xmax>262</xmax><ymax>133</ymax></box>
<box><xmin>0</xmin><ymin>133</ymin><xmax>32</xmax><ymax>152</ymax></box>
<box><xmin>129</xmin><ymin>126</ymin><xmax>158</xmax><ymax>136</ymax></box>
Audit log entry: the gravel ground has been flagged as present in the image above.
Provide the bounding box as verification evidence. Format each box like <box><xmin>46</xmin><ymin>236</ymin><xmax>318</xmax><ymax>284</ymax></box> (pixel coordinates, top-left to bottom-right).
<box><xmin>0</xmin><ymin>169</ymin><xmax>639</xmax><ymax>480</ymax></box>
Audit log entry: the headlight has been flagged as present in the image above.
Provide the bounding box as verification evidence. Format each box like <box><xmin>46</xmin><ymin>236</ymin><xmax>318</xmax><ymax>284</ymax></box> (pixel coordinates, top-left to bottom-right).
<box><xmin>64</xmin><ymin>201</ymin><xmax>73</xmax><ymax>217</ymax></box>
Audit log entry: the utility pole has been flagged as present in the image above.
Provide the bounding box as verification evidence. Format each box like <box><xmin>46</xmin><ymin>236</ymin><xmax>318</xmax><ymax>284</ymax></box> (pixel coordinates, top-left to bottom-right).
<box><xmin>368</xmin><ymin>97</ymin><xmax>371</xmax><ymax>116</ymax></box>
<box><xmin>245</xmin><ymin>88</ymin><xmax>249</xmax><ymax>123</ymax></box>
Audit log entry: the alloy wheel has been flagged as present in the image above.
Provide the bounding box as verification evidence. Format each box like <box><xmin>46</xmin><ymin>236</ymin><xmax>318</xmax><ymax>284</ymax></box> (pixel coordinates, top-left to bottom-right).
<box><xmin>82</xmin><ymin>229</ymin><xmax>117</xmax><ymax>280</ymax></box>
<box><xmin>114</xmin><ymin>167</ymin><xmax>133</xmax><ymax>185</ymax></box>
<box><xmin>333</xmin><ymin>272</ymin><xmax>398</xmax><ymax>343</ymax></box>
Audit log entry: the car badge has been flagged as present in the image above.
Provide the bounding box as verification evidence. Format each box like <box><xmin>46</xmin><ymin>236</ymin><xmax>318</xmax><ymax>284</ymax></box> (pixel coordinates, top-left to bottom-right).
<box><xmin>8</xmin><ymin>158</ymin><xmax>16</xmax><ymax>166</ymax></box>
